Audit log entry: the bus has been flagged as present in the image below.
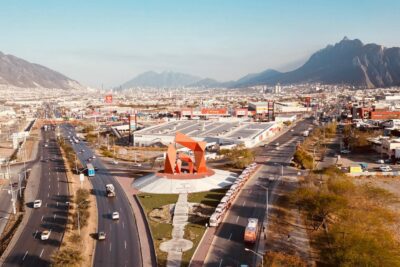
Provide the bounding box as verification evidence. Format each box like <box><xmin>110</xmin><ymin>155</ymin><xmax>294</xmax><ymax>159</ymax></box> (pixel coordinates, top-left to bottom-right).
<box><xmin>244</xmin><ymin>218</ymin><xmax>259</xmax><ymax>243</ymax></box>
<box><xmin>87</xmin><ymin>163</ymin><xmax>95</xmax><ymax>177</ymax></box>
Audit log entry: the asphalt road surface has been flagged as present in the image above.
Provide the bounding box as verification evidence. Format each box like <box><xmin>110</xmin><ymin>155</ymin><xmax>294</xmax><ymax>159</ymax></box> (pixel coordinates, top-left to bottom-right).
<box><xmin>3</xmin><ymin>128</ymin><xmax>69</xmax><ymax>267</ymax></box>
<box><xmin>204</xmin><ymin>119</ymin><xmax>312</xmax><ymax>267</ymax></box>
<box><xmin>60</xmin><ymin>124</ymin><xmax>142</xmax><ymax>267</ymax></box>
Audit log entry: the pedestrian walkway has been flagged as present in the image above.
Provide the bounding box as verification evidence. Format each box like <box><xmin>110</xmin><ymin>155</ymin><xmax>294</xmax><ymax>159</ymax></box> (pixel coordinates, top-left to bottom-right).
<box><xmin>160</xmin><ymin>192</ymin><xmax>193</xmax><ymax>267</ymax></box>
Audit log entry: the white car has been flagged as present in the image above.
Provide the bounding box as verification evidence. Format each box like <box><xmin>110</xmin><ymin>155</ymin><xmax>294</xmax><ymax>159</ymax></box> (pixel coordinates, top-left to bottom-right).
<box><xmin>98</xmin><ymin>231</ymin><xmax>106</xmax><ymax>240</ymax></box>
<box><xmin>112</xmin><ymin>211</ymin><xmax>120</xmax><ymax>220</ymax></box>
<box><xmin>92</xmin><ymin>155</ymin><xmax>96</xmax><ymax>159</ymax></box>
<box><xmin>340</xmin><ymin>149</ymin><xmax>351</xmax><ymax>154</ymax></box>
<box><xmin>113</xmin><ymin>160</ymin><xmax>119</xmax><ymax>165</ymax></box>
<box><xmin>33</xmin><ymin>200</ymin><xmax>42</xmax><ymax>208</ymax></box>
<box><xmin>379</xmin><ymin>165</ymin><xmax>392</xmax><ymax>172</ymax></box>
<box><xmin>132</xmin><ymin>162</ymin><xmax>142</xmax><ymax>167</ymax></box>
<box><xmin>41</xmin><ymin>230</ymin><xmax>50</xmax><ymax>240</ymax></box>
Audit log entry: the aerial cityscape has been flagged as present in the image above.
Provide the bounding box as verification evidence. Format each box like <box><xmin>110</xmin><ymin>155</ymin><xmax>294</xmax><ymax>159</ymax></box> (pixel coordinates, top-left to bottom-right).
<box><xmin>1</xmin><ymin>1</ymin><xmax>400</xmax><ymax>267</ymax></box>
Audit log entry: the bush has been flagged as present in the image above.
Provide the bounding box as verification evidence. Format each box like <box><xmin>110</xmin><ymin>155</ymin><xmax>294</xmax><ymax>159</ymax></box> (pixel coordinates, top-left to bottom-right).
<box><xmin>293</xmin><ymin>146</ymin><xmax>313</xmax><ymax>169</ymax></box>
<box><xmin>223</xmin><ymin>145</ymin><xmax>255</xmax><ymax>169</ymax></box>
<box><xmin>51</xmin><ymin>248</ymin><xmax>82</xmax><ymax>267</ymax></box>
<box><xmin>264</xmin><ymin>251</ymin><xmax>307</xmax><ymax>267</ymax></box>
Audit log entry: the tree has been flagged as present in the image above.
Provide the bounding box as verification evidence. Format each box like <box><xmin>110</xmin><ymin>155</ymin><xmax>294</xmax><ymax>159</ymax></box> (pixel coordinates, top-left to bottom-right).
<box><xmin>224</xmin><ymin>145</ymin><xmax>255</xmax><ymax>169</ymax></box>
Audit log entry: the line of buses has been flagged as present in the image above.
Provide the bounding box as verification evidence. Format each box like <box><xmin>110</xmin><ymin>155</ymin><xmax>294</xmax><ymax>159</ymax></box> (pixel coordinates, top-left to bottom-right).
<box><xmin>209</xmin><ymin>163</ymin><xmax>259</xmax><ymax>228</ymax></box>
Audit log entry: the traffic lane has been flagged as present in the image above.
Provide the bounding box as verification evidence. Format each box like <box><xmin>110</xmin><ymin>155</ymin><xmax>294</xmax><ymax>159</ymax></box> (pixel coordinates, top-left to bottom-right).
<box><xmin>205</xmin><ymin>172</ymin><xmax>267</xmax><ymax>267</ymax></box>
<box><xmin>4</xmin><ymin>130</ymin><xmax>69</xmax><ymax>266</ymax></box>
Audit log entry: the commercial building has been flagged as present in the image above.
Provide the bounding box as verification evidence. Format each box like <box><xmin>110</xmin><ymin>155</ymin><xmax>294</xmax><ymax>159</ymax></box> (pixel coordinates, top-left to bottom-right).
<box><xmin>133</xmin><ymin>120</ymin><xmax>281</xmax><ymax>148</ymax></box>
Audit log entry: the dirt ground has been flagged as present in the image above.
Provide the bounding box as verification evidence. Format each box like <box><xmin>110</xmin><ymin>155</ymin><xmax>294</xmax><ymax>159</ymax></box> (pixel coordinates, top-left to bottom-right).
<box><xmin>59</xmin><ymin>145</ymin><xmax>98</xmax><ymax>266</ymax></box>
<box><xmin>354</xmin><ymin>176</ymin><xmax>400</xmax><ymax>242</ymax></box>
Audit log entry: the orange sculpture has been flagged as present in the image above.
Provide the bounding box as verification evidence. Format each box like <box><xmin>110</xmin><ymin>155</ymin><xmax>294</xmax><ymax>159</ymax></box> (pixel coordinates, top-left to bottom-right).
<box><xmin>164</xmin><ymin>132</ymin><xmax>207</xmax><ymax>174</ymax></box>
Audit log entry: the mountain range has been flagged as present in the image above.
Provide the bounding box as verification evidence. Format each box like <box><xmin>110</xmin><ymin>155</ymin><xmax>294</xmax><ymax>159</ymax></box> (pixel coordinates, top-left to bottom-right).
<box><xmin>0</xmin><ymin>51</ymin><xmax>82</xmax><ymax>90</ymax></box>
<box><xmin>120</xmin><ymin>37</ymin><xmax>400</xmax><ymax>89</ymax></box>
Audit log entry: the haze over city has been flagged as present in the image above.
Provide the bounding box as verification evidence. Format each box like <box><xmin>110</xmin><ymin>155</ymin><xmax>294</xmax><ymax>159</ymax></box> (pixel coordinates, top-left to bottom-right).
<box><xmin>0</xmin><ymin>0</ymin><xmax>399</xmax><ymax>87</ymax></box>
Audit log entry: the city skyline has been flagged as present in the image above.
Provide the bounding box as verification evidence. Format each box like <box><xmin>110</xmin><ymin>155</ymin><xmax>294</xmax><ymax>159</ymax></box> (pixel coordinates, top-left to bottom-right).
<box><xmin>1</xmin><ymin>0</ymin><xmax>399</xmax><ymax>88</ymax></box>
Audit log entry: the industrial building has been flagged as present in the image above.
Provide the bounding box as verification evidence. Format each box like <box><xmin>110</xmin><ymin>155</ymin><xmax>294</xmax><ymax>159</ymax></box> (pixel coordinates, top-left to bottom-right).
<box><xmin>133</xmin><ymin>120</ymin><xmax>281</xmax><ymax>148</ymax></box>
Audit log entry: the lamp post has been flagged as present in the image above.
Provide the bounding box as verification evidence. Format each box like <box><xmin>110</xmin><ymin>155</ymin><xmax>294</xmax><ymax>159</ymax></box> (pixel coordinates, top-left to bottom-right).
<box><xmin>244</xmin><ymin>247</ymin><xmax>264</xmax><ymax>267</ymax></box>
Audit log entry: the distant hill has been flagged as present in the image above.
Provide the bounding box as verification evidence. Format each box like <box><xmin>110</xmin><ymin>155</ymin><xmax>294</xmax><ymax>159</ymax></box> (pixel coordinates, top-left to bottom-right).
<box><xmin>234</xmin><ymin>37</ymin><xmax>400</xmax><ymax>88</ymax></box>
<box><xmin>120</xmin><ymin>71</ymin><xmax>202</xmax><ymax>88</ymax></box>
<box><xmin>231</xmin><ymin>69</ymin><xmax>281</xmax><ymax>87</ymax></box>
<box><xmin>0</xmin><ymin>51</ymin><xmax>82</xmax><ymax>90</ymax></box>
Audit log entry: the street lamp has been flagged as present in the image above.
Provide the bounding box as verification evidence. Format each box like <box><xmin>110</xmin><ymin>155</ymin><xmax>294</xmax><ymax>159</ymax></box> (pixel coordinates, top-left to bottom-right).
<box><xmin>244</xmin><ymin>247</ymin><xmax>264</xmax><ymax>267</ymax></box>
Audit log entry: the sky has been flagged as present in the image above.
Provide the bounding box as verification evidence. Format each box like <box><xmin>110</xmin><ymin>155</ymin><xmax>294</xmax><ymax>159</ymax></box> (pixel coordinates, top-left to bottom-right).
<box><xmin>0</xmin><ymin>0</ymin><xmax>399</xmax><ymax>88</ymax></box>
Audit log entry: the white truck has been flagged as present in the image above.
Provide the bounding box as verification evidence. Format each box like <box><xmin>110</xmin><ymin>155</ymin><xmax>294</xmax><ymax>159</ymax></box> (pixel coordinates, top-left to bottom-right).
<box><xmin>105</xmin><ymin>184</ymin><xmax>116</xmax><ymax>197</ymax></box>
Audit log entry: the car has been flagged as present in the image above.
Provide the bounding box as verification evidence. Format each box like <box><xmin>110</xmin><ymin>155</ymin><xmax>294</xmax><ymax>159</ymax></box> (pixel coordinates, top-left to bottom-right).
<box><xmin>98</xmin><ymin>231</ymin><xmax>106</xmax><ymax>240</ymax></box>
<box><xmin>33</xmin><ymin>200</ymin><xmax>42</xmax><ymax>208</ymax></box>
<box><xmin>132</xmin><ymin>162</ymin><xmax>142</xmax><ymax>167</ymax></box>
<box><xmin>81</xmin><ymin>149</ymin><xmax>84</xmax><ymax>153</ymax></box>
<box><xmin>379</xmin><ymin>165</ymin><xmax>392</xmax><ymax>172</ymax></box>
<box><xmin>376</xmin><ymin>159</ymin><xmax>385</xmax><ymax>164</ymax></box>
<box><xmin>112</xmin><ymin>211</ymin><xmax>120</xmax><ymax>220</ymax></box>
<box><xmin>340</xmin><ymin>149</ymin><xmax>351</xmax><ymax>154</ymax></box>
<box><xmin>41</xmin><ymin>230</ymin><xmax>50</xmax><ymax>240</ymax></box>
<box><xmin>44</xmin><ymin>143</ymin><xmax>48</xmax><ymax>147</ymax></box>
<box><xmin>113</xmin><ymin>160</ymin><xmax>119</xmax><ymax>165</ymax></box>
<box><xmin>92</xmin><ymin>155</ymin><xmax>96</xmax><ymax>159</ymax></box>
<box><xmin>275</xmin><ymin>142</ymin><xmax>280</xmax><ymax>147</ymax></box>
<box><xmin>290</xmin><ymin>129</ymin><xmax>294</xmax><ymax>132</ymax></box>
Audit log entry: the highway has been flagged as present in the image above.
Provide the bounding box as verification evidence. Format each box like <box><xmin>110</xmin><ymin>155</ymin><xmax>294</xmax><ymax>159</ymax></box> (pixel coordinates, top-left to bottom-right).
<box><xmin>204</xmin><ymin>119</ymin><xmax>312</xmax><ymax>266</ymax></box>
<box><xmin>3</xmin><ymin>128</ymin><xmax>69</xmax><ymax>266</ymax></box>
<box><xmin>60</xmin><ymin>124</ymin><xmax>142</xmax><ymax>267</ymax></box>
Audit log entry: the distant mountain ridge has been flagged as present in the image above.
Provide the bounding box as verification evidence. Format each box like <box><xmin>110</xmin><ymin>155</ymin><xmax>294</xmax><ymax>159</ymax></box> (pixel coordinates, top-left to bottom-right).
<box><xmin>233</xmin><ymin>37</ymin><xmax>400</xmax><ymax>88</ymax></box>
<box><xmin>0</xmin><ymin>51</ymin><xmax>82</xmax><ymax>90</ymax></box>
<box><xmin>120</xmin><ymin>71</ymin><xmax>202</xmax><ymax>88</ymax></box>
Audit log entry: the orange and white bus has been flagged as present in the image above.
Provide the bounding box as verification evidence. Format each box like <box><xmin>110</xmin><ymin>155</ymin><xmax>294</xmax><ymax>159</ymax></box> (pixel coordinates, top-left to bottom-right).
<box><xmin>244</xmin><ymin>218</ymin><xmax>259</xmax><ymax>243</ymax></box>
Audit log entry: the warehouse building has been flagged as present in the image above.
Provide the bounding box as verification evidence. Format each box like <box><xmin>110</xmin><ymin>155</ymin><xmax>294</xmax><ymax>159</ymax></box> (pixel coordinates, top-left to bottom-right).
<box><xmin>133</xmin><ymin>120</ymin><xmax>281</xmax><ymax>148</ymax></box>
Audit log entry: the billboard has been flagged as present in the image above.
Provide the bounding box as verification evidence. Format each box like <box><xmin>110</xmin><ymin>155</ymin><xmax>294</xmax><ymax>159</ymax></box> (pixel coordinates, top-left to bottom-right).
<box><xmin>105</xmin><ymin>94</ymin><xmax>113</xmax><ymax>104</ymax></box>
<box><xmin>201</xmin><ymin>108</ymin><xmax>227</xmax><ymax>115</ymax></box>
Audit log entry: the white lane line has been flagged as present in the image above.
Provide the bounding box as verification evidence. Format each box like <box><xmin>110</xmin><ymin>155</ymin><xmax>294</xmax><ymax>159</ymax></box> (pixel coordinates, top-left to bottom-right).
<box><xmin>33</xmin><ymin>230</ymin><xmax>38</xmax><ymax>238</ymax></box>
<box><xmin>236</xmin><ymin>216</ymin><xmax>240</xmax><ymax>223</ymax></box>
<box><xmin>122</xmin><ymin>222</ymin><xmax>125</xmax><ymax>229</ymax></box>
<box><xmin>109</xmin><ymin>243</ymin><xmax>112</xmax><ymax>252</ymax></box>
<box><xmin>58</xmin><ymin>191</ymin><xmax>60</xmax><ymax>196</ymax></box>
<box><xmin>228</xmin><ymin>233</ymin><xmax>232</xmax><ymax>240</ymax></box>
<box><xmin>49</xmin><ymin>185</ymin><xmax>51</xmax><ymax>189</ymax></box>
<box><xmin>124</xmin><ymin>240</ymin><xmax>127</xmax><ymax>249</ymax></box>
<box><xmin>56</xmin><ymin>202</ymin><xmax>58</xmax><ymax>207</ymax></box>
<box><xmin>39</xmin><ymin>248</ymin><xmax>44</xmax><ymax>258</ymax></box>
<box><xmin>58</xmin><ymin>183</ymin><xmax>59</xmax><ymax>188</ymax></box>
<box><xmin>49</xmin><ymin>172</ymin><xmax>51</xmax><ymax>175</ymax></box>
<box><xmin>22</xmin><ymin>251</ymin><xmax>28</xmax><ymax>261</ymax></box>
<box><xmin>54</xmin><ymin>214</ymin><xmax>57</xmax><ymax>220</ymax></box>
<box><xmin>242</xmin><ymin>201</ymin><xmax>246</xmax><ymax>207</ymax></box>
<box><xmin>46</xmin><ymin>203</ymin><xmax>48</xmax><ymax>207</ymax></box>
<box><xmin>41</xmin><ymin>216</ymin><xmax>44</xmax><ymax>222</ymax></box>
<box><xmin>219</xmin><ymin>259</ymin><xmax>223</xmax><ymax>267</ymax></box>
<box><xmin>48</xmin><ymin>193</ymin><xmax>50</xmax><ymax>197</ymax></box>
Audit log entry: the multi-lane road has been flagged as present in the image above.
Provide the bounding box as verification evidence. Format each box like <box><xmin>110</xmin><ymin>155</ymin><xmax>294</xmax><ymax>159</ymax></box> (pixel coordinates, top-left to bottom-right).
<box><xmin>60</xmin><ymin>124</ymin><xmax>142</xmax><ymax>267</ymax></box>
<box><xmin>3</xmin><ymin>128</ymin><xmax>69</xmax><ymax>266</ymax></box>
<box><xmin>204</xmin><ymin>119</ymin><xmax>312</xmax><ymax>266</ymax></box>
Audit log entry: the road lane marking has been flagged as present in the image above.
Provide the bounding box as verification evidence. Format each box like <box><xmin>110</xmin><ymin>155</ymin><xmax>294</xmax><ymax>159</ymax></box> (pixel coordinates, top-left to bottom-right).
<box><xmin>49</xmin><ymin>185</ymin><xmax>51</xmax><ymax>189</ymax></box>
<box><xmin>228</xmin><ymin>233</ymin><xmax>232</xmax><ymax>240</ymax></box>
<box><xmin>54</xmin><ymin>214</ymin><xmax>57</xmax><ymax>220</ymax></box>
<box><xmin>22</xmin><ymin>251</ymin><xmax>28</xmax><ymax>261</ymax></box>
<box><xmin>48</xmin><ymin>193</ymin><xmax>50</xmax><ymax>197</ymax></box>
<box><xmin>109</xmin><ymin>243</ymin><xmax>112</xmax><ymax>252</ymax></box>
<box><xmin>219</xmin><ymin>259</ymin><xmax>223</xmax><ymax>267</ymax></box>
<box><xmin>56</xmin><ymin>202</ymin><xmax>58</xmax><ymax>207</ymax></box>
<box><xmin>34</xmin><ymin>230</ymin><xmax>38</xmax><ymax>238</ymax></box>
<box><xmin>122</xmin><ymin>222</ymin><xmax>124</xmax><ymax>229</ymax></box>
<box><xmin>39</xmin><ymin>248</ymin><xmax>44</xmax><ymax>258</ymax></box>
<box><xmin>124</xmin><ymin>240</ymin><xmax>127</xmax><ymax>249</ymax></box>
<box><xmin>242</xmin><ymin>201</ymin><xmax>246</xmax><ymax>207</ymax></box>
<box><xmin>41</xmin><ymin>216</ymin><xmax>44</xmax><ymax>222</ymax></box>
<box><xmin>236</xmin><ymin>216</ymin><xmax>239</xmax><ymax>223</ymax></box>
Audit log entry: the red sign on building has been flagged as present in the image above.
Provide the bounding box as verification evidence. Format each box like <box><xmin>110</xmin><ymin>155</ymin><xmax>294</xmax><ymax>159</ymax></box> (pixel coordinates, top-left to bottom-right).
<box><xmin>105</xmin><ymin>94</ymin><xmax>113</xmax><ymax>104</ymax></box>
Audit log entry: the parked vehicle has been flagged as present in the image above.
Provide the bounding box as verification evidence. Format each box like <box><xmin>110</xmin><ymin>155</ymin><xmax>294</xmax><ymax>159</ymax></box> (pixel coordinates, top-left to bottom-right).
<box><xmin>41</xmin><ymin>230</ymin><xmax>50</xmax><ymax>240</ymax></box>
<box><xmin>379</xmin><ymin>165</ymin><xmax>392</xmax><ymax>172</ymax></box>
<box><xmin>87</xmin><ymin>163</ymin><xmax>95</xmax><ymax>177</ymax></box>
<box><xmin>98</xmin><ymin>231</ymin><xmax>106</xmax><ymax>240</ymax></box>
<box><xmin>112</xmin><ymin>211</ymin><xmax>120</xmax><ymax>220</ymax></box>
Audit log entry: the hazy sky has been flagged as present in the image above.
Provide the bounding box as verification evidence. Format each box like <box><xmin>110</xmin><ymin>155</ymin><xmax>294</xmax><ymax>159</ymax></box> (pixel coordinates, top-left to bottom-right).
<box><xmin>1</xmin><ymin>0</ymin><xmax>399</xmax><ymax>88</ymax></box>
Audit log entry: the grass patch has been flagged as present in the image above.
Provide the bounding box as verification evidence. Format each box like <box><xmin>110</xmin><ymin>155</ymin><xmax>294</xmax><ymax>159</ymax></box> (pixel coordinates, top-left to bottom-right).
<box><xmin>138</xmin><ymin>193</ymin><xmax>178</xmax><ymax>267</ymax></box>
<box><xmin>181</xmin><ymin>223</ymin><xmax>207</xmax><ymax>267</ymax></box>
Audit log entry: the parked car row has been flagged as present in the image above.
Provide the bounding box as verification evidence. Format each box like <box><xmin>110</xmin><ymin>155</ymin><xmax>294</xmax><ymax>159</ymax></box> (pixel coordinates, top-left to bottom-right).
<box><xmin>209</xmin><ymin>163</ymin><xmax>259</xmax><ymax>227</ymax></box>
